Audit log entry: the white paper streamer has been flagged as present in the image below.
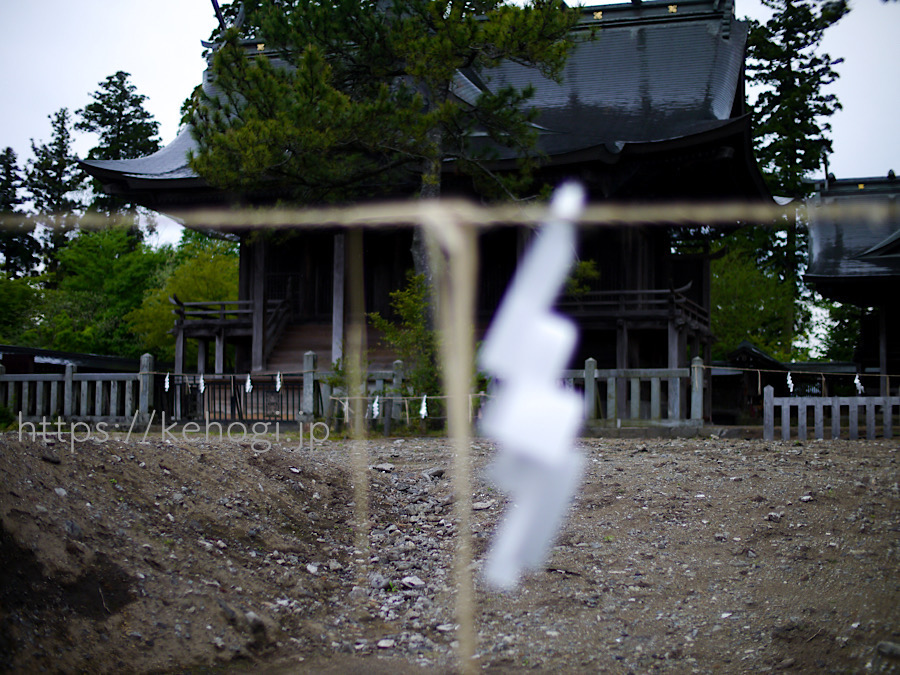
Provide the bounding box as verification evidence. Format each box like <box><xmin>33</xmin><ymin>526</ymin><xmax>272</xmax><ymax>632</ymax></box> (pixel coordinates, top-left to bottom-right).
<box><xmin>420</xmin><ymin>395</ymin><xmax>428</xmax><ymax>419</ymax></box>
<box><xmin>199</xmin><ymin>374</ymin><xmax>205</xmax><ymax>394</ymax></box>
<box><xmin>372</xmin><ymin>395</ymin><xmax>380</xmax><ymax>419</ymax></box>
<box><xmin>245</xmin><ymin>374</ymin><xmax>252</xmax><ymax>393</ymax></box>
<box><xmin>276</xmin><ymin>371</ymin><xmax>283</xmax><ymax>392</ymax></box>
<box><xmin>854</xmin><ymin>373</ymin><xmax>864</xmax><ymax>395</ymax></box>
<box><xmin>787</xmin><ymin>372</ymin><xmax>794</xmax><ymax>394</ymax></box>
<box><xmin>478</xmin><ymin>182</ymin><xmax>586</xmax><ymax>590</ymax></box>
<box><xmin>164</xmin><ymin>372</ymin><xmax>170</xmax><ymax>392</ymax></box>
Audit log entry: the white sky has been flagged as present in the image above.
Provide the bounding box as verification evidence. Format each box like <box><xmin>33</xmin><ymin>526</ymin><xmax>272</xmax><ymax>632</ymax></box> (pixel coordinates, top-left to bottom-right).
<box><xmin>1</xmin><ymin>0</ymin><xmax>898</xmax><ymax>244</ymax></box>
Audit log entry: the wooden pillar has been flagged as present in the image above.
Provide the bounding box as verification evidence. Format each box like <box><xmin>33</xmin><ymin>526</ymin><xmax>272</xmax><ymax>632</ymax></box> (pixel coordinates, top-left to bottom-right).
<box><xmin>64</xmin><ymin>363</ymin><xmax>76</xmax><ymax>418</ymax></box>
<box><xmin>215</xmin><ymin>331</ymin><xmax>225</xmax><ymax>374</ymax></box>
<box><xmin>251</xmin><ymin>237</ymin><xmax>266</xmax><ymax>373</ymax></box>
<box><xmin>616</xmin><ymin>319</ymin><xmax>628</xmax><ymax>419</ymax></box>
<box><xmin>197</xmin><ymin>339</ymin><xmax>208</xmax><ymax>375</ymax></box>
<box><xmin>583</xmin><ymin>357</ymin><xmax>597</xmax><ymax>420</ymax></box>
<box><xmin>139</xmin><ymin>354</ymin><xmax>153</xmax><ymax>425</ymax></box>
<box><xmin>667</xmin><ymin>316</ymin><xmax>681</xmax><ymax>420</ymax></box>
<box><xmin>703</xmin><ymin>338</ymin><xmax>712</xmax><ymax>423</ymax></box>
<box><xmin>301</xmin><ymin>350</ymin><xmax>317</xmax><ymax>421</ymax></box>
<box><xmin>880</xmin><ymin>308</ymin><xmax>888</xmax><ymax>397</ymax></box>
<box><xmin>332</xmin><ymin>232</ymin><xmax>345</xmax><ymax>365</ymax></box>
<box><xmin>174</xmin><ymin>324</ymin><xmax>185</xmax><ymax>420</ymax></box>
<box><xmin>690</xmin><ymin>356</ymin><xmax>703</xmax><ymax>422</ymax></box>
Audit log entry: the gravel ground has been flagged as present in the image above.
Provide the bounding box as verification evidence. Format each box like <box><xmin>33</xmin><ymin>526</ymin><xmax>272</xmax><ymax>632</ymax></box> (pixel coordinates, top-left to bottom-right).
<box><xmin>1</xmin><ymin>430</ymin><xmax>898</xmax><ymax>673</ymax></box>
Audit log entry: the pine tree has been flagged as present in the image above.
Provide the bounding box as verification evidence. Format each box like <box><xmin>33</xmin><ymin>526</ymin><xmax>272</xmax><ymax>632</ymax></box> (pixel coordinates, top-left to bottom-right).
<box><xmin>747</xmin><ymin>0</ymin><xmax>848</xmax><ymax>199</ymax></box>
<box><xmin>0</xmin><ymin>147</ymin><xmax>40</xmax><ymax>278</ymax></box>
<box><xmin>743</xmin><ymin>0</ymin><xmax>848</xmax><ymax>357</ymax></box>
<box><xmin>76</xmin><ymin>71</ymin><xmax>161</xmax><ymax>213</ymax></box>
<box><xmin>186</xmin><ymin>0</ymin><xmax>578</xmax><ymax>203</ymax></box>
<box><xmin>187</xmin><ymin>0</ymin><xmax>578</xmax><ymax>279</ymax></box>
<box><xmin>26</xmin><ymin>108</ymin><xmax>85</xmax><ymax>285</ymax></box>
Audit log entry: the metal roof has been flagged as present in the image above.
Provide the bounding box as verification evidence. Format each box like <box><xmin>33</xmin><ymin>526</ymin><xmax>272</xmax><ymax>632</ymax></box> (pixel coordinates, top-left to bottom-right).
<box><xmin>806</xmin><ymin>173</ymin><xmax>900</xmax><ymax>286</ymax></box>
<box><xmin>80</xmin><ymin>0</ymin><xmax>762</xmax><ymax>202</ymax></box>
<box><xmin>474</xmin><ymin>0</ymin><xmax>748</xmax><ymax>160</ymax></box>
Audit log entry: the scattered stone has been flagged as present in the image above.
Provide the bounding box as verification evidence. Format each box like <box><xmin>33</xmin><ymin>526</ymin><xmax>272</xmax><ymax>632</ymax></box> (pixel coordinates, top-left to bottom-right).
<box><xmin>372</xmin><ymin>463</ymin><xmax>395</xmax><ymax>473</ymax></box>
<box><xmin>877</xmin><ymin>641</ymin><xmax>900</xmax><ymax>658</ymax></box>
<box><xmin>766</xmin><ymin>512</ymin><xmax>783</xmax><ymax>523</ymax></box>
<box><xmin>377</xmin><ymin>639</ymin><xmax>396</xmax><ymax>649</ymax></box>
<box><xmin>472</xmin><ymin>499</ymin><xmax>496</xmax><ymax>511</ymax></box>
<box><xmin>41</xmin><ymin>451</ymin><xmax>61</xmax><ymax>465</ymax></box>
<box><xmin>54</xmin><ymin>487</ymin><xmax>67</xmax><ymax>498</ymax></box>
<box><xmin>401</xmin><ymin>575</ymin><xmax>425</xmax><ymax>588</ymax></box>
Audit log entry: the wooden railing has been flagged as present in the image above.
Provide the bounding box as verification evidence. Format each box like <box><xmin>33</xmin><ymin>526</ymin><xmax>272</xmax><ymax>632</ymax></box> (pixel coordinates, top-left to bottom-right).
<box><xmin>3</xmin><ymin>352</ymin><xmax>706</xmax><ymax>429</ymax></box>
<box><xmin>0</xmin><ymin>355</ymin><xmax>156</xmax><ymax>424</ymax></box>
<box><xmin>170</xmin><ymin>296</ymin><xmax>286</xmax><ymax>323</ymax></box>
<box><xmin>763</xmin><ymin>385</ymin><xmax>900</xmax><ymax>440</ymax></box>
<box><xmin>557</xmin><ymin>285</ymin><xmax>709</xmax><ymax>327</ymax></box>
<box><xmin>564</xmin><ymin>356</ymin><xmax>704</xmax><ymax>426</ymax></box>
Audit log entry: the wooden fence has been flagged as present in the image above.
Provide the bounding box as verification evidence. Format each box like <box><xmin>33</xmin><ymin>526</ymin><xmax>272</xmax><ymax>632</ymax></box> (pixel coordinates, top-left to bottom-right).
<box><xmin>566</xmin><ymin>356</ymin><xmax>705</xmax><ymax>427</ymax></box>
<box><xmin>2</xmin><ymin>351</ymin><xmax>705</xmax><ymax>429</ymax></box>
<box><xmin>1</xmin><ymin>354</ymin><xmax>155</xmax><ymax>425</ymax></box>
<box><xmin>763</xmin><ymin>385</ymin><xmax>900</xmax><ymax>441</ymax></box>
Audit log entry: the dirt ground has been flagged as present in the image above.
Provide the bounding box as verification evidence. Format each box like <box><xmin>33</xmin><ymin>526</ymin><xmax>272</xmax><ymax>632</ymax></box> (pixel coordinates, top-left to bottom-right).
<box><xmin>1</xmin><ymin>427</ymin><xmax>898</xmax><ymax>673</ymax></box>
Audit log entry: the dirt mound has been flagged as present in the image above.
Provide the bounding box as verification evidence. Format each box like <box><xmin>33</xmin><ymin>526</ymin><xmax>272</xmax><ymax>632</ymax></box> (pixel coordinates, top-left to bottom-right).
<box><xmin>1</xmin><ymin>431</ymin><xmax>898</xmax><ymax>673</ymax></box>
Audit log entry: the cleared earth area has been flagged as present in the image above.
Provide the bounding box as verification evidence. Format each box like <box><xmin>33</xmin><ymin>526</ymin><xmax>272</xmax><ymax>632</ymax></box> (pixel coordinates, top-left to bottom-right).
<box><xmin>1</xmin><ymin>430</ymin><xmax>898</xmax><ymax>673</ymax></box>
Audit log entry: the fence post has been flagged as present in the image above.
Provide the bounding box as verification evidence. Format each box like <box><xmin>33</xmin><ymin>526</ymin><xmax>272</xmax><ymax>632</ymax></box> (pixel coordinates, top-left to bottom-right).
<box><xmin>392</xmin><ymin>359</ymin><xmax>403</xmax><ymax>420</ymax></box>
<box><xmin>690</xmin><ymin>357</ymin><xmax>703</xmax><ymax>422</ymax></box>
<box><xmin>302</xmin><ymin>351</ymin><xmax>317</xmax><ymax>419</ymax></box>
<box><xmin>0</xmin><ymin>363</ymin><xmax>5</xmax><ymax>408</ymax></box>
<box><xmin>385</xmin><ymin>359</ymin><xmax>403</xmax><ymax>436</ymax></box>
<box><xmin>884</xmin><ymin>398</ymin><xmax>893</xmax><ymax>439</ymax></box>
<box><xmin>139</xmin><ymin>354</ymin><xmax>153</xmax><ymax>424</ymax></box>
<box><xmin>763</xmin><ymin>385</ymin><xmax>774</xmax><ymax>441</ymax></box>
<box><xmin>584</xmin><ymin>358</ymin><xmax>597</xmax><ymax>420</ymax></box>
<box><xmin>606</xmin><ymin>375</ymin><xmax>616</xmax><ymax>423</ymax></box>
<box><xmin>64</xmin><ymin>363</ymin><xmax>76</xmax><ymax>418</ymax></box>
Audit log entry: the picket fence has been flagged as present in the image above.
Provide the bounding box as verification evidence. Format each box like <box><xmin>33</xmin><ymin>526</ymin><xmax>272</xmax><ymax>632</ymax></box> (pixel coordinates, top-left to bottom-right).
<box><xmin>763</xmin><ymin>385</ymin><xmax>900</xmax><ymax>441</ymax></box>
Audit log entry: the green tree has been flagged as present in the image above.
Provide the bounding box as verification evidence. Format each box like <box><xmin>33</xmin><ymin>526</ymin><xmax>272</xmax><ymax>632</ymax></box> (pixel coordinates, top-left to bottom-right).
<box><xmin>0</xmin><ymin>276</ymin><xmax>39</xmax><ymax>343</ymax></box>
<box><xmin>126</xmin><ymin>231</ymin><xmax>239</xmax><ymax>362</ymax></box>
<box><xmin>732</xmin><ymin>0</ymin><xmax>848</xmax><ymax>358</ymax></box>
<box><xmin>711</xmin><ymin>233</ymin><xmax>799</xmax><ymax>362</ymax></box>
<box><xmin>185</xmin><ymin>0</ymin><xmax>578</xmax><ymax>205</ymax></box>
<box><xmin>369</xmin><ymin>271</ymin><xmax>440</xmax><ymax>396</ymax></box>
<box><xmin>747</xmin><ymin>0</ymin><xmax>848</xmax><ymax>199</ymax></box>
<box><xmin>818</xmin><ymin>301</ymin><xmax>863</xmax><ymax>362</ymax></box>
<box><xmin>0</xmin><ymin>147</ymin><xmax>40</xmax><ymax>278</ymax></box>
<box><xmin>76</xmin><ymin>71</ymin><xmax>162</xmax><ymax>213</ymax></box>
<box><xmin>21</xmin><ymin>226</ymin><xmax>170</xmax><ymax>357</ymax></box>
<box><xmin>26</xmin><ymin>108</ymin><xmax>85</xmax><ymax>284</ymax></box>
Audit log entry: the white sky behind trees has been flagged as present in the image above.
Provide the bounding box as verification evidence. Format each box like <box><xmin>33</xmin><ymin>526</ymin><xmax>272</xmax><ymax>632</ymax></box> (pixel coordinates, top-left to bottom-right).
<box><xmin>1</xmin><ymin>0</ymin><xmax>898</xmax><ymax>240</ymax></box>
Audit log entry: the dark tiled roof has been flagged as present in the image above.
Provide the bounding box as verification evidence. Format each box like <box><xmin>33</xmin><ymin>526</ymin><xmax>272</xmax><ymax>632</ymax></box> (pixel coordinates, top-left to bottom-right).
<box><xmin>807</xmin><ymin>174</ymin><xmax>900</xmax><ymax>283</ymax></box>
<box><xmin>475</xmin><ymin>0</ymin><xmax>748</xmax><ymax>160</ymax></box>
<box><xmin>79</xmin><ymin>128</ymin><xmax>199</xmax><ymax>182</ymax></box>
<box><xmin>80</xmin><ymin>0</ymin><xmax>758</xmax><ymax>197</ymax></box>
